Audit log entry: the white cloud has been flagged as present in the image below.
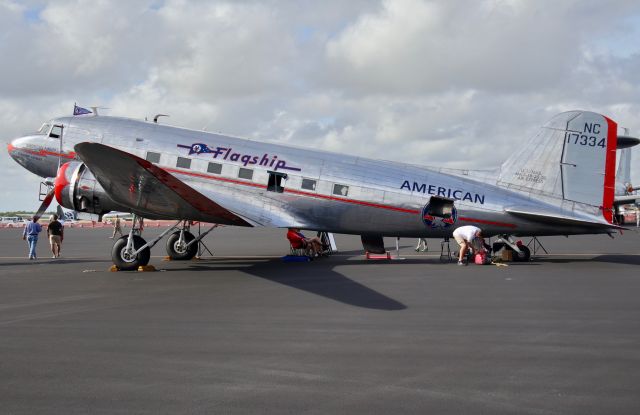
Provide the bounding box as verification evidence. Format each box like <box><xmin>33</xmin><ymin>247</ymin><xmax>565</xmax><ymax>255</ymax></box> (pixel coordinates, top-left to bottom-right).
<box><xmin>1</xmin><ymin>0</ymin><xmax>640</xmax><ymax>211</ymax></box>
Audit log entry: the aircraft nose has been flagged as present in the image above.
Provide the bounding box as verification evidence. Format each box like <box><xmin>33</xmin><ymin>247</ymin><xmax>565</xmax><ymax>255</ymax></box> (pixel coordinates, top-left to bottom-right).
<box><xmin>7</xmin><ymin>138</ymin><xmax>19</xmax><ymax>159</ymax></box>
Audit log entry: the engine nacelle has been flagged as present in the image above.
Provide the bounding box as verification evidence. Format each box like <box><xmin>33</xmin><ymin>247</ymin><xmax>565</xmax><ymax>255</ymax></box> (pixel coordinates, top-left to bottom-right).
<box><xmin>54</xmin><ymin>161</ymin><xmax>128</xmax><ymax>215</ymax></box>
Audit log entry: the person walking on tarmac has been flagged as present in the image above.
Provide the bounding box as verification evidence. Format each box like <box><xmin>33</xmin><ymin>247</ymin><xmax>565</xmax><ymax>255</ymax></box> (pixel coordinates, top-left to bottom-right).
<box><xmin>110</xmin><ymin>215</ymin><xmax>123</xmax><ymax>239</ymax></box>
<box><xmin>22</xmin><ymin>216</ymin><xmax>42</xmax><ymax>260</ymax></box>
<box><xmin>452</xmin><ymin>225</ymin><xmax>483</xmax><ymax>266</ymax></box>
<box><xmin>415</xmin><ymin>238</ymin><xmax>427</xmax><ymax>252</ymax></box>
<box><xmin>47</xmin><ymin>214</ymin><xmax>64</xmax><ymax>258</ymax></box>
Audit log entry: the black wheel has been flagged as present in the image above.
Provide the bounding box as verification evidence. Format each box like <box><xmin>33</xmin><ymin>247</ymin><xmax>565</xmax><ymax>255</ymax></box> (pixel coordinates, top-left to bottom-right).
<box><xmin>166</xmin><ymin>231</ymin><xmax>198</xmax><ymax>260</ymax></box>
<box><xmin>512</xmin><ymin>245</ymin><xmax>531</xmax><ymax>262</ymax></box>
<box><xmin>492</xmin><ymin>242</ymin><xmax>505</xmax><ymax>253</ymax></box>
<box><xmin>112</xmin><ymin>235</ymin><xmax>150</xmax><ymax>271</ymax></box>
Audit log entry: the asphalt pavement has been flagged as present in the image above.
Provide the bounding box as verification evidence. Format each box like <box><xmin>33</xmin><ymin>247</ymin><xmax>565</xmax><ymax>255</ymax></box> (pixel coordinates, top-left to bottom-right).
<box><xmin>1</xmin><ymin>226</ymin><xmax>639</xmax><ymax>414</ymax></box>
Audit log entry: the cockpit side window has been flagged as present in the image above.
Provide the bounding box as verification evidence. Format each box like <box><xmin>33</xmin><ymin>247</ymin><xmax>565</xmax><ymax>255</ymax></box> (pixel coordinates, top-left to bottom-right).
<box><xmin>37</xmin><ymin>123</ymin><xmax>51</xmax><ymax>135</ymax></box>
<box><xmin>49</xmin><ymin>125</ymin><xmax>63</xmax><ymax>139</ymax></box>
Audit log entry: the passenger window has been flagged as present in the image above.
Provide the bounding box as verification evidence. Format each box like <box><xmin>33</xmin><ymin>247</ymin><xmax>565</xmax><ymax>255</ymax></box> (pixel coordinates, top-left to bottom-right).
<box><xmin>49</xmin><ymin>125</ymin><xmax>63</xmax><ymax>139</ymax></box>
<box><xmin>176</xmin><ymin>157</ymin><xmax>191</xmax><ymax>169</ymax></box>
<box><xmin>267</xmin><ymin>171</ymin><xmax>287</xmax><ymax>193</ymax></box>
<box><xmin>301</xmin><ymin>178</ymin><xmax>316</xmax><ymax>191</ymax></box>
<box><xmin>146</xmin><ymin>152</ymin><xmax>161</xmax><ymax>163</ymax></box>
<box><xmin>207</xmin><ymin>162</ymin><xmax>222</xmax><ymax>174</ymax></box>
<box><xmin>238</xmin><ymin>168</ymin><xmax>253</xmax><ymax>180</ymax></box>
<box><xmin>333</xmin><ymin>184</ymin><xmax>349</xmax><ymax>196</ymax></box>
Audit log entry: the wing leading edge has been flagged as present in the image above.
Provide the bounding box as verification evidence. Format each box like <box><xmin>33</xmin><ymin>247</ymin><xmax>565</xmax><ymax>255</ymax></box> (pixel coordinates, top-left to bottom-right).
<box><xmin>74</xmin><ymin>142</ymin><xmax>252</xmax><ymax>225</ymax></box>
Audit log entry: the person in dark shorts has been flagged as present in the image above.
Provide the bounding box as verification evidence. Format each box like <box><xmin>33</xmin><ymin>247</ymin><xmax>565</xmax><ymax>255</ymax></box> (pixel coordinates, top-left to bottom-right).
<box><xmin>47</xmin><ymin>214</ymin><xmax>64</xmax><ymax>258</ymax></box>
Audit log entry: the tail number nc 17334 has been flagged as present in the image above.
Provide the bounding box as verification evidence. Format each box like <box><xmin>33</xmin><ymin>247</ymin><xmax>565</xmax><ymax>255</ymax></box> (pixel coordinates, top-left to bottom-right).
<box><xmin>565</xmin><ymin>123</ymin><xmax>606</xmax><ymax>148</ymax></box>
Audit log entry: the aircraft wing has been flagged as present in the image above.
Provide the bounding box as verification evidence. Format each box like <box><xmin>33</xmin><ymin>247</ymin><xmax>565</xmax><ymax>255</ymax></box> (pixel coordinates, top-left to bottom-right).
<box><xmin>505</xmin><ymin>206</ymin><xmax>625</xmax><ymax>230</ymax></box>
<box><xmin>74</xmin><ymin>142</ymin><xmax>252</xmax><ymax>225</ymax></box>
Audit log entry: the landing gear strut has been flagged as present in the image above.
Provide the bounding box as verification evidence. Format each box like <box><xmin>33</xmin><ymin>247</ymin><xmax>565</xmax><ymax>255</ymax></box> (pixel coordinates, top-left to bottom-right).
<box><xmin>111</xmin><ymin>216</ymin><xmax>181</xmax><ymax>270</ymax></box>
<box><xmin>166</xmin><ymin>221</ymin><xmax>219</xmax><ymax>260</ymax></box>
<box><xmin>492</xmin><ymin>234</ymin><xmax>531</xmax><ymax>262</ymax></box>
<box><xmin>112</xmin><ymin>234</ymin><xmax>151</xmax><ymax>271</ymax></box>
<box><xmin>166</xmin><ymin>222</ymin><xmax>197</xmax><ymax>260</ymax></box>
<box><xmin>110</xmin><ymin>218</ymin><xmax>219</xmax><ymax>269</ymax></box>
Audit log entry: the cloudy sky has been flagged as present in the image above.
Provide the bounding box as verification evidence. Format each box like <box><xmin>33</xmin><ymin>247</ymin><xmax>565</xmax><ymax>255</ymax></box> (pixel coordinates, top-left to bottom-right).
<box><xmin>2</xmin><ymin>0</ymin><xmax>640</xmax><ymax>211</ymax></box>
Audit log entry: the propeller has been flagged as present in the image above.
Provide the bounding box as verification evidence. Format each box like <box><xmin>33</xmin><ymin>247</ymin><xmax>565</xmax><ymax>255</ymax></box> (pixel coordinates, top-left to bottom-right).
<box><xmin>33</xmin><ymin>188</ymin><xmax>55</xmax><ymax>222</ymax></box>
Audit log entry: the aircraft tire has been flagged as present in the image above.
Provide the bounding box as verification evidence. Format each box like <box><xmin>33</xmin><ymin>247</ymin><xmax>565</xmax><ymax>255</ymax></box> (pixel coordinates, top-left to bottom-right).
<box><xmin>166</xmin><ymin>231</ymin><xmax>198</xmax><ymax>260</ymax></box>
<box><xmin>512</xmin><ymin>245</ymin><xmax>531</xmax><ymax>262</ymax></box>
<box><xmin>112</xmin><ymin>235</ymin><xmax>151</xmax><ymax>271</ymax></box>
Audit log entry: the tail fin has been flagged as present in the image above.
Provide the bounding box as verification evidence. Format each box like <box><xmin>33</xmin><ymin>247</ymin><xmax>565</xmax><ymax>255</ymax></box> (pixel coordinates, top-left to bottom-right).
<box><xmin>617</xmin><ymin>148</ymin><xmax>632</xmax><ymax>188</ymax></box>
<box><xmin>498</xmin><ymin>111</ymin><xmax>617</xmax><ymax>222</ymax></box>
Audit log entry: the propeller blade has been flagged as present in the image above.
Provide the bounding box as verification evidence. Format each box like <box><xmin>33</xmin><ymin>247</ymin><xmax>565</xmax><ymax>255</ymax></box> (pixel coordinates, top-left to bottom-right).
<box><xmin>33</xmin><ymin>189</ymin><xmax>55</xmax><ymax>222</ymax></box>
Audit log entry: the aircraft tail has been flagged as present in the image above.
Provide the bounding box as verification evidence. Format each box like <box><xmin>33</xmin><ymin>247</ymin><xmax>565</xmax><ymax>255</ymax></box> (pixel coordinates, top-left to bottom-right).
<box><xmin>498</xmin><ymin>111</ymin><xmax>617</xmax><ymax>222</ymax></box>
<box><xmin>617</xmin><ymin>148</ymin><xmax>631</xmax><ymax>186</ymax></box>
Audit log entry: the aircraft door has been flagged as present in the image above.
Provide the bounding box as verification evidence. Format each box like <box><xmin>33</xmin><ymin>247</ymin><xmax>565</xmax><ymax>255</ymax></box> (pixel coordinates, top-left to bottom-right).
<box><xmin>49</xmin><ymin>124</ymin><xmax>65</xmax><ymax>169</ymax></box>
<box><xmin>421</xmin><ymin>197</ymin><xmax>457</xmax><ymax>230</ymax></box>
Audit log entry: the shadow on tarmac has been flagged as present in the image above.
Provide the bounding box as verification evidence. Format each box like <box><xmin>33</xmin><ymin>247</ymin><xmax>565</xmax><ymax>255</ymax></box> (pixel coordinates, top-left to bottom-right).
<box><xmin>174</xmin><ymin>255</ymin><xmax>408</xmax><ymax>311</ymax></box>
<box><xmin>536</xmin><ymin>255</ymin><xmax>640</xmax><ymax>266</ymax></box>
<box><xmin>0</xmin><ymin>258</ymin><xmax>112</xmax><ymax>267</ymax></box>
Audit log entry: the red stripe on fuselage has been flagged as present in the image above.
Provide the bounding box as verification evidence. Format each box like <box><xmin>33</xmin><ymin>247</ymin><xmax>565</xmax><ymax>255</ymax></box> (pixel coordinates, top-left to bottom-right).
<box><xmin>457</xmin><ymin>216</ymin><xmax>517</xmax><ymax>228</ymax></box>
<box><xmin>602</xmin><ymin>116</ymin><xmax>617</xmax><ymax>223</ymax></box>
<box><xmin>13</xmin><ymin>146</ymin><xmax>75</xmax><ymax>159</ymax></box>
<box><xmin>165</xmin><ymin>167</ymin><xmax>517</xmax><ymax>228</ymax></box>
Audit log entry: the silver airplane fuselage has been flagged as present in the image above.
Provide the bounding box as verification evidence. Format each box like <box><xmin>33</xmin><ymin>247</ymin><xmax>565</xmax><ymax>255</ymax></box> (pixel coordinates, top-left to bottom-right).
<box><xmin>7</xmin><ymin>113</ymin><xmax>621</xmax><ymax>238</ymax></box>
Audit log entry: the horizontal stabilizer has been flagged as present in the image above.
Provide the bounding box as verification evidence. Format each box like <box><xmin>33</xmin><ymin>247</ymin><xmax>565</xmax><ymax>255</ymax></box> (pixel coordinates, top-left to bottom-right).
<box><xmin>74</xmin><ymin>142</ymin><xmax>252</xmax><ymax>225</ymax></box>
<box><xmin>614</xmin><ymin>195</ymin><xmax>640</xmax><ymax>206</ymax></box>
<box><xmin>617</xmin><ymin>135</ymin><xmax>640</xmax><ymax>149</ymax></box>
<box><xmin>505</xmin><ymin>207</ymin><xmax>624</xmax><ymax>230</ymax></box>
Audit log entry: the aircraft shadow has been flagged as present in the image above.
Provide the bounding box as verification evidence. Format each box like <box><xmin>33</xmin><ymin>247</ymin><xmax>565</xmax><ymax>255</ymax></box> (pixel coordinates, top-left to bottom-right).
<box><xmin>534</xmin><ymin>255</ymin><xmax>640</xmax><ymax>266</ymax></box>
<box><xmin>0</xmin><ymin>258</ymin><xmax>112</xmax><ymax>267</ymax></box>
<box><xmin>174</xmin><ymin>257</ymin><xmax>408</xmax><ymax>311</ymax></box>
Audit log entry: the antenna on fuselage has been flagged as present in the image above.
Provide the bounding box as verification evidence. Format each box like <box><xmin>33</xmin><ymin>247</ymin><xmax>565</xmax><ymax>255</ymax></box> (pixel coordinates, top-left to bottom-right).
<box><xmin>154</xmin><ymin>114</ymin><xmax>169</xmax><ymax>123</ymax></box>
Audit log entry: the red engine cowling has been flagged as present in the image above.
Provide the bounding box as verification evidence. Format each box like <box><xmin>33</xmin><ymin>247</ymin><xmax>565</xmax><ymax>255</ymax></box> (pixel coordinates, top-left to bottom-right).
<box><xmin>54</xmin><ymin>161</ymin><xmax>128</xmax><ymax>215</ymax></box>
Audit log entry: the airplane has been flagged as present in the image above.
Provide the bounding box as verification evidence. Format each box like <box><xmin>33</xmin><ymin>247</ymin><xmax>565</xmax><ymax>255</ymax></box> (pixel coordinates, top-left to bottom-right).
<box><xmin>7</xmin><ymin>108</ymin><xmax>640</xmax><ymax>270</ymax></box>
<box><xmin>614</xmin><ymin>145</ymin><xmax>639</xmax><ymax>203</ymax></box>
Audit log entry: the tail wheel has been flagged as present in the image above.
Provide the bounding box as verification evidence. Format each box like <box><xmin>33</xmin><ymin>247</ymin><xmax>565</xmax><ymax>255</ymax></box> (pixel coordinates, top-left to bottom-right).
<box><xmin>111</xmin><ymin>235</ymin><xmax>151</xmax><ymax>271</ymax></box>
<box><xmin>512</xmin><ymin>245</ymin><xmax>531</xmax><ymax>262</ymax></box>
<box><xmin>166</xmin><ymin>231</ymin><xmax>198</xmax><ymax>260</ymax></box>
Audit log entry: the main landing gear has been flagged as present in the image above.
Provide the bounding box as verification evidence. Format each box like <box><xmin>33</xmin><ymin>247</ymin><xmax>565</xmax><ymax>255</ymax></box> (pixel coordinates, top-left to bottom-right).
<box><xmin>111</xmin><ymin>217</ymin><xmax>219</xmax><ymax>270</ymax></box>
<box><xmin>492</xmin><ymin>234</ymin><xmax>531</xmax><ymax>262</ymax></box>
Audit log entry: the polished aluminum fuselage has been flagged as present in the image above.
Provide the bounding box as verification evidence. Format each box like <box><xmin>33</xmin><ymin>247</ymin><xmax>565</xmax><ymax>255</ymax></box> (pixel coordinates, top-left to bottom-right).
<box><xmin>8</xmin><ymin>116</ymin><xmax>611</xmax><ymax>237</ymax></box>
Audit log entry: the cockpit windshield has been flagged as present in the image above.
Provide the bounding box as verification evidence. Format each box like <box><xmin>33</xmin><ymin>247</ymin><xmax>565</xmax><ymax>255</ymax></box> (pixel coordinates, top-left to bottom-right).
<box><xmin>36</xmin><ymin>123</ymin><xmax>51</xmax><ymax>135</ymax></box>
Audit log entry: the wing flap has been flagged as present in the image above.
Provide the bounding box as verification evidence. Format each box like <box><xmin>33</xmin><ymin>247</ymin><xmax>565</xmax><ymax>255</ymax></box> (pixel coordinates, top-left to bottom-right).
<box><xmin>74</xmin><ymin>142</ymin><xmax>251</xmax><ymax>225</ymax></box>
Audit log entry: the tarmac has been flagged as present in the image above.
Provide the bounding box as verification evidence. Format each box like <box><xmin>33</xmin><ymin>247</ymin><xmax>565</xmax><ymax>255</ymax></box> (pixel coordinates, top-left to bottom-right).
<box><xmin>1</xmin><ymin>226</ymin><xmax>640</xmax><ymax>414</ymax></box>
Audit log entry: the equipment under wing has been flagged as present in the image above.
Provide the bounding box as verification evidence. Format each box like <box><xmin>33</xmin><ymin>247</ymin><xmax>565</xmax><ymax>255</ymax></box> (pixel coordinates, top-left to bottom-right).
<box><xmin>505</xmin><ymin>206</ymin><xmax>625</xmax><ymax>230</ymax></box>
<box><xmin>74</xmin><ymin>142</ymin><xmax>252</xmax><ymax>225</ymax></box>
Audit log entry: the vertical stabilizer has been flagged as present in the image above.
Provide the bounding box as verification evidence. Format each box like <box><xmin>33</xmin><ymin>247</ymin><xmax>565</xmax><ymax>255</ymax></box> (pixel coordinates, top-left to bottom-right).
<box><xmin>617</xmin><ymin>148</ymin><xmax>632</xmax><ymax>187</ymax></box>
<box><xmin>499</xmin><ymin>111</ymin><xmax>617</xmax><ymax>222</ymax></box>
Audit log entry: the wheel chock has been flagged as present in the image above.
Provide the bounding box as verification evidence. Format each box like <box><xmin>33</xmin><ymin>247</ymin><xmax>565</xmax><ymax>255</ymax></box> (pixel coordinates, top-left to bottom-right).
<box><xmin>163</xmin><ymin>256</ymin><xmax>172</xmax><ymax>261</ymax></box>
<box><xmin>138</xmin><ymin>265</ymin><xmax>156</xmax><ymax>272</ymax></box>
<box><xmin>365</xmin><ymin>251</ymin><xmax>391</xmax><ymax>260</ymax></box>
<box><xmin>109</xmin><ymin>265</ymin><xmax>120</xmax><ymax>272</ymax></box>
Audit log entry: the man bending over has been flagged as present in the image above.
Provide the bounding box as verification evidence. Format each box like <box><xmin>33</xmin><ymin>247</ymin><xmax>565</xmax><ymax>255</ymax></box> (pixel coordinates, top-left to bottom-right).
<box><xmin>452</xmin><ymin>225</ymin><xmax>483</xmax><ymax>266</ymax></box>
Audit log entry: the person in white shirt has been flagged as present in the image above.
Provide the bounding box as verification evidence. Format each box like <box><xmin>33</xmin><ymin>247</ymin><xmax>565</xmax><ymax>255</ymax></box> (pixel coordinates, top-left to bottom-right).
<box><xmin>452</xmin><ymin>225</ymin><xmax>483</xmax><ymax>266</ymax></box>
